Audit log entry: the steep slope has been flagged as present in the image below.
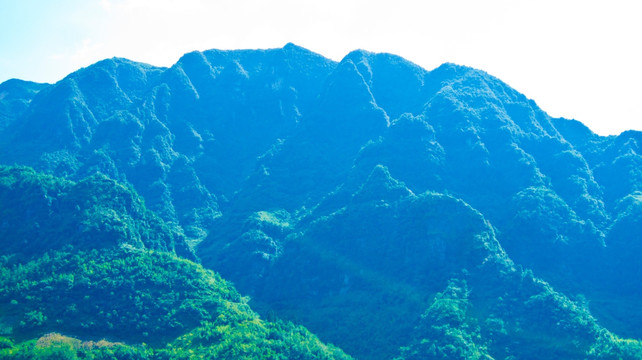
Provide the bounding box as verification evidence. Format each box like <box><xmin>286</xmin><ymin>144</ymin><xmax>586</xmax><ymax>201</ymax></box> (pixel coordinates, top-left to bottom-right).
<box><xmin>209</xmin><ymin>53</ymin><xmax>609</xmax><ymax>288</ymax></box>
<box><xmin>0</xmin><ymin>165</ymin><xmax>350</xmax><ymax>359</ymax></box>
<box><xmin>0</xmin><ymin>44</ymin><xmax>336</xmax><ymax>242</ymax></box>
<box><xmin>551</xmin><ymin>118</ymin><xmax>642</xmax><ymax>337</ymax></box>
<box><xmin>194</xmin><ymin>48</ymin><xmax>642</xmax><ymax>359</ymax></box>
<box><xmin>212</xmin><ymin>164</ymin><xmax>642</xmax><ymax>360</ymax></box>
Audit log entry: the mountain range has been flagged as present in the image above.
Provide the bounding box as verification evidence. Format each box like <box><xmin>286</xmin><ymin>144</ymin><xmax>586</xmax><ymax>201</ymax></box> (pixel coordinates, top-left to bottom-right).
<box><xmin>1</xmin><ymin>43</ymin><xmax>642</xmax><ymax>359</ymax></box>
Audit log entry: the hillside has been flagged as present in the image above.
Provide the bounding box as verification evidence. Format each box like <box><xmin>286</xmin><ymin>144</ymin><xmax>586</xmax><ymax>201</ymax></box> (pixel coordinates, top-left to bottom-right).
<box><xmin>0</xmin><ymin>165</ymin><xmax>350</xmax><ymax>359</ymax></box>
<box><xmin>2</xmin><ymin>44</ymin><xmax>642</xmax><ymax>359</ymax></box>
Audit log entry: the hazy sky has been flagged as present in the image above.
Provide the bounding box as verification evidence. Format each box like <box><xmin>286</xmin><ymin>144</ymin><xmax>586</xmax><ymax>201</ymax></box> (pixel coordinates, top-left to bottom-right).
<box><xmin>1</xmin><ymin>0</ymin><xmax>640</xmax><ymax>135</ymax></box>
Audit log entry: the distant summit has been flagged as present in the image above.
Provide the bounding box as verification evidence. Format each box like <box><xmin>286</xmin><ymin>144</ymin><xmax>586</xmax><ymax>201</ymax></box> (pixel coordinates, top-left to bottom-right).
<box><xmin>0</xmin><ymin>79</ymin><xmax>48</xmax><ymax>130</ymax></box>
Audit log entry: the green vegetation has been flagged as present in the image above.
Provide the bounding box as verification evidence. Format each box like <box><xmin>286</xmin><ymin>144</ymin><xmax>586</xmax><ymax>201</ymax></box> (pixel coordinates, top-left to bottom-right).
<box><xmin>0</xmin><ymin>333</ymin><xmax>151</xmax><ymax>360</ymax></box>
<box><xmin>0</xmin><ymin>247</ymin><xmax>349</xmax><ymax>359</ymax></box>
<box><xmin>0</xmin><ymin>166</ymin><xmax>191</xmax><ymax>260</ymax></box>
<box><xmin>241</xmin><ymin>164</ymin><xmax>642</xmax><ymax>360</ymax></box>
<box><xmin>0</xmin><ymin>248</ymin><xmax>236</xmax><ymax>342</ymax></box>
<box><xmin>0</xmin><ymin>166</ymin><xmax>350</xmax><ymax>359</ymax></box>
<box><xmin>394</xmin><ymin>269</ymin><xmax>642</xmax><ymax>360</ymax></box>
<box><xmin>396</xmin><ymin>280</ymin><xmax>492</xmax><ymax>360</ymax></box>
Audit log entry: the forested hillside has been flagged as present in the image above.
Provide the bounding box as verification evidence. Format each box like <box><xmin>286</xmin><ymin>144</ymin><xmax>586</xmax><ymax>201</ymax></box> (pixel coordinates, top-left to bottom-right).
<box><xmin>0</xmin><ymin>165</ymin><xmax>350</xmax><ymax>359</ymax></box>
<box><xmin>2</xmin><ymin>44</ymin><xmax>642</xmax><ymax>359</ymax></box>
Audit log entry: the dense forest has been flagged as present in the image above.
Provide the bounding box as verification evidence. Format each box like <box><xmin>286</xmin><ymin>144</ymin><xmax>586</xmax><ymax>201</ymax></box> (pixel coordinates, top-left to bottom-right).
<box><xmin>0</xmin><ymin>165</ymin><xmax>350</xmax><ymax>359</ymax></box>
<box><xmin>1</xmin><ymin>44</ymin><xmax>642</xmax><ymax>359</ymax></box>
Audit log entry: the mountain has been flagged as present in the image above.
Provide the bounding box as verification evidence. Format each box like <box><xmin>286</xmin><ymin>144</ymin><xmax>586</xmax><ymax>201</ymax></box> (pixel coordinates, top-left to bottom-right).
<box><xmin>0</xmin><ymin>44</ymin><xmax>335</xmax><ymax>242</ymax></box>
<box><xmin>1</xmin><ymin>43</ymin><xmax>642</xmax><ymax>359</ymax></box>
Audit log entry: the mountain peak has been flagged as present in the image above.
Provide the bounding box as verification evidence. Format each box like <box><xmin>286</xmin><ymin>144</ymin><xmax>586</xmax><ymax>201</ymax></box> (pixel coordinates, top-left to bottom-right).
<box><xmin>342</xmin><ymin>48</ymin><xmax>375</xmax><ymax>62</ymax></box>
<box><xmin>282</xmin><ymin>42</ymin><xmax>308</xmax><ymax>52</ymax></box>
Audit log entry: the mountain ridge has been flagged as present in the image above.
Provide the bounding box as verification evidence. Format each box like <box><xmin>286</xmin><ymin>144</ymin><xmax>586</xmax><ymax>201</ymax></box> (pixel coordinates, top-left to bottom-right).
<box><xmin>2</xmin><ymin>43</ymin><xmax>642</xmax><ymax>359</ymax></box>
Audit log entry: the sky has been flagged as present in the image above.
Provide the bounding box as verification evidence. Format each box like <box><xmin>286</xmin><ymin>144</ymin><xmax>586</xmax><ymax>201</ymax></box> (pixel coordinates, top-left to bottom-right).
<box><xmin>0</xmin><ymin>0</ymin><xmax>640</xmax><ymax>135</ymax></box>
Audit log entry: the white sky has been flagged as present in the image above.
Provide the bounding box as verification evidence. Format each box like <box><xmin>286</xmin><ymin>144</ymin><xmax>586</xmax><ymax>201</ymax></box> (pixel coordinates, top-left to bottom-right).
<box><xmin>1</xmin><ymin>0</ymin><xmax>640</xmax><ymax>135</ymax></box>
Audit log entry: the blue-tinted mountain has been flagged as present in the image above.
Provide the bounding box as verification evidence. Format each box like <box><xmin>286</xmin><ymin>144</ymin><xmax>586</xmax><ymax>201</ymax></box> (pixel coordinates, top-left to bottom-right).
<box><xmin>0</xmin><ymin>44</ymin><xmax>336</xmax><ymax>242</ymax></box>
<box><xmin>2</xmin><ymin>44</ymin><xmax>642</xmax><ymax>359</ymax></box>
<box><xmin>0</xmin><ymin>79</ymin><xmax>48</xmax><ymax>131</ymax></box>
